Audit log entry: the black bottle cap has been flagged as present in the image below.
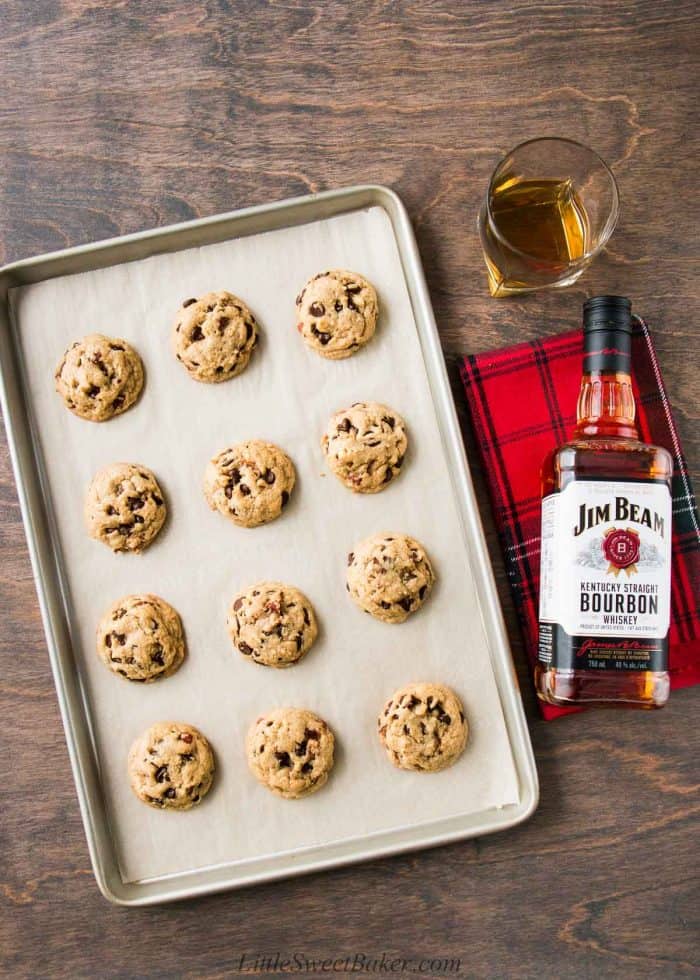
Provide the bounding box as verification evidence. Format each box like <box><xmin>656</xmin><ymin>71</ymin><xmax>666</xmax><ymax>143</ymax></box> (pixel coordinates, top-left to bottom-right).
<box><xmin>582</xmin><ymin>296</ymin><xmax>633</xmax><ymax>372</ymax></box>
<box><xmin>583</xmin><ymin>295</ymin><xmax>632</xmax><ymax>333</ymax></box>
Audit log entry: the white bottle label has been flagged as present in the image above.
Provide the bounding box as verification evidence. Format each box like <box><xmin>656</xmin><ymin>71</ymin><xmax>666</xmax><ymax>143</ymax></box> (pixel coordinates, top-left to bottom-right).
<box><xmin>538</xmin><ymin>479</ymin><xmax>672</xmax><ymax>671</ymax></box>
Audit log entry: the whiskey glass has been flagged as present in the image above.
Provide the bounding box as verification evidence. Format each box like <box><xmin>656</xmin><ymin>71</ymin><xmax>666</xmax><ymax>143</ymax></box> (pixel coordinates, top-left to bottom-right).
<box><xmin>478</xmin><ymin>138</ymin><xmax>619</xmax><ymax>297</ymax></box>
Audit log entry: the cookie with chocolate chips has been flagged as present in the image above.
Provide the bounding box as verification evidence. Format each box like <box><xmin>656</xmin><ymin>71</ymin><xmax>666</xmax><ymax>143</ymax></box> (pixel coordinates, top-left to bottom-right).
<box><xmin>321</xmin><ymin>401</ymin><xmax>408</xmax><ymax>493</ymax></box>
<box><xmin>173</xmin><ymin>290</ymin><xmax>258</xmax><ymax>382</ymax></box>
<box><xmin>346</xmin><ymin>532</ymin><xmax>435</xmax><ymax>623</ymax></box>
<box><xmin>246</xmin><ymin>708</ymin><xmax>335</xmax><ymax>799</ymax></box>
<box><xmin>97</xmin><ymin>594</ymin><xmax>185</xmax><ymax>682</ymax></box>
<box><xmin>54</xmin><ymin>333</ymin><xmax>144</xmax><ymax>422</ymax></box>
<box><xmin>85</xmin><ymin>462</ymin><xmax>166</xmax><ymax>553</ymax></box>
<box><xmin>295</xmin><ymin>269</ymin><xmax>378</xmax><ymax>359</ymax></box>
<box><xmin>228</xmin><ymin>582</ymin><xmax>318</xmax><ymax>668</ymax></box>
<box><xmin>128</xmin><ymin>722</ymin><xmax>214</xmax><ymax>810</ymax></box>
<box><xmin>203</xmin><ymin>440</ymin><xmax>295</xmax><ymax>528</ymax></box>
<box><xmin>378</xmin><ymin>682</ymin><xmax>468</xmax><ymax>772</ymax></box>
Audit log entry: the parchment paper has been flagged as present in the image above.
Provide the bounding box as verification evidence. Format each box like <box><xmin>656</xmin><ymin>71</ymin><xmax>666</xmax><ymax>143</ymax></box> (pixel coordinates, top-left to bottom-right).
<box><xmin>11</xmin><ymin>206</ymin><xmax>519</xmax><ymax>883</ymax></box>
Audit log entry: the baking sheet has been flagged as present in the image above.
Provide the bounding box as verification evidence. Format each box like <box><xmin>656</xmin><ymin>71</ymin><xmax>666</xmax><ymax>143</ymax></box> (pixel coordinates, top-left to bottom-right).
<box><xmin>10</xmin><ymin>205</ymin><xmax>519</xmax><ymax>884</ymax></box>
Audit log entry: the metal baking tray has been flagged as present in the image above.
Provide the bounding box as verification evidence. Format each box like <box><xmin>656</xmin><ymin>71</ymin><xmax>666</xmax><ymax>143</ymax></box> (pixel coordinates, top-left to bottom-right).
<box><xmin>0</xmin><ymin>185</ymin><xmax>538</xmax><ymax>905</ymax></box>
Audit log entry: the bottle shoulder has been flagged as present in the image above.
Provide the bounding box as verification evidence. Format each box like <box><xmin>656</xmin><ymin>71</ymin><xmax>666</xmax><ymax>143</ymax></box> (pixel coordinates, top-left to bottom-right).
<box><xmin>542</xmin><ymin>436</ymin><xmax>673</xmax><ymax>489</ymax></box>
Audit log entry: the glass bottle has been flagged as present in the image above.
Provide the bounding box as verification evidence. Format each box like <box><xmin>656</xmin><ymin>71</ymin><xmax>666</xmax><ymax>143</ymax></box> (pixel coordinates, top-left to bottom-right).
<box><xmin>535</xmin><ymin>296</ymin><xmax>673</xmax><ymax>708</ymax></box>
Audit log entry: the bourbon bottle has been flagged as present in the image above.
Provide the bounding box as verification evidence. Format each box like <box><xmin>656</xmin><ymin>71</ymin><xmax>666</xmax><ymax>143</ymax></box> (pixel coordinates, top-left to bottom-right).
<box><xmin>535</xmin><ymin>296</ymin><xmax>673</xmax><ymax>709</ymax></box>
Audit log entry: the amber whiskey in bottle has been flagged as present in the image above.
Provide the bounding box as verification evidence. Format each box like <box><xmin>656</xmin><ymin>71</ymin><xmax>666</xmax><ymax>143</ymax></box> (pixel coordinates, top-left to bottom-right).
<box><xmin>535</xmin><ymin>296</ymin><xmax>673</xmax><ymax>709</ymax></box>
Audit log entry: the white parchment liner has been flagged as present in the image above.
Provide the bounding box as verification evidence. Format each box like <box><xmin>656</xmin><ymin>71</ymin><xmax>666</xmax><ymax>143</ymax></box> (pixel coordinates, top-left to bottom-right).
<box><xmin>11</xmin><ymin>207</ymin><xmax>519</xmax><ymax>883</ymax></box>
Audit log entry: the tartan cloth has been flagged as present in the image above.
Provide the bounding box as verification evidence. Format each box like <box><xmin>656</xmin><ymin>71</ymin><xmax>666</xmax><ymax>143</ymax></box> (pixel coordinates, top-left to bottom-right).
<box><xmin>461</xmin><ymin>316</ymin><xmax>700</xmax><ymax>720</ymax></box>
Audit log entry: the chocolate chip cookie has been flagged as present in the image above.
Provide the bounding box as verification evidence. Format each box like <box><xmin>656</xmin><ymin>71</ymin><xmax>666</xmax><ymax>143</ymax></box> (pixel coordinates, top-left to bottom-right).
<box><xmin>295</xmin><ymin>269</ymin><xmax>378</xmax><ymax>359</ymax></box>
<box><xmin>97</xmin><ymin>594</ymin><xmax>185</xmax><ymax>682</ymax></box>
<box><xmin>85</xmin><ymin>462</ymin><xmax>166</xmax><ymax>553</ymax></box>
<box><xmin>128</xmin><ymin>722</ymin><xmax>214</xmax><ymax>810</ymax></box>
<box><xmin>228</xmin><ymin>582</ymin><xmax>318</xmax><ymax>668</ymax></box>
<box><xmin>378</xmin><ymin>683</ymin><xmax>468</xmax><ymax>772</ymax></box>
<box><xmin>346</xmin><ymin>532</ymin><xmax>435</xmax><ymax>623</ymax></box>
<box><xmin>173</xmin><ymin>290</ymin><xmax>258</xmax><ymax>382</ymax></box>
<box><xmin>246</xmin><ymin>708</ymin><xmax>335</xmax><ymax>799</ymax></box>
<box><xmin>54</xmin><ymin>334</ymin><xmax>144</xmax><ymax>422</ymax></box>
<box><xmin>321</xmin><ymin>401</ymin><xmax>407</xmax><ymax>493</ymax></box>
<box><xmin>203</xmin><ymin>440</ymin><xmax>295</xmax><ymax>528</ymax></box>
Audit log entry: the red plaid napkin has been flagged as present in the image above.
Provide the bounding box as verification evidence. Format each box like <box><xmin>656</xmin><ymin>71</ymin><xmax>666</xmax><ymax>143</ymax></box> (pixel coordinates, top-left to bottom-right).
<box><xmin>461</xmin><ymin>316</ymin><xmax>700</xmax><ymax>720</ymax></box>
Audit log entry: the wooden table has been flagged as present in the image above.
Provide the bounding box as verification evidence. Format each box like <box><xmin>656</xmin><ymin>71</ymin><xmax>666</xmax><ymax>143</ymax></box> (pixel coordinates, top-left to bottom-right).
<box><xmin>1</xmin><ymin>3</ymin><xmax>697</xmax><ymax>977</ymax></box>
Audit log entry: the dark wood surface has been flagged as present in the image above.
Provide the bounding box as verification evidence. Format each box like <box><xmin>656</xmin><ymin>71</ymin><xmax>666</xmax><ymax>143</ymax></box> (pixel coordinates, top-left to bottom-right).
<box><xmin>1</xmin><ymin>2</ymin><xmax>698</xmax><ymax>977</ymax></box>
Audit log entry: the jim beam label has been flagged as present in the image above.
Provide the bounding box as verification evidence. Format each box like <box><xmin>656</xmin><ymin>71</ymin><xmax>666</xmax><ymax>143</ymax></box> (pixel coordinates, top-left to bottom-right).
<box><xmin>538</xmin><ymin>479</ymin><xmax>672</xmax><ymax>672</ymax></box>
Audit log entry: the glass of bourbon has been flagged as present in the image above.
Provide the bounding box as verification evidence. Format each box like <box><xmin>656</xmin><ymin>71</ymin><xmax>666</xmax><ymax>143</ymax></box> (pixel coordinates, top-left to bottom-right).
<box><xmin>478</xmin><ymin>138</ymin><xmax>619</xmax><ymax>297</ymax></box>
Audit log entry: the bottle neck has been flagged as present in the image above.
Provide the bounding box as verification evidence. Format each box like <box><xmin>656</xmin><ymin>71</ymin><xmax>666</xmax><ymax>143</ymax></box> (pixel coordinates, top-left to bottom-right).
<box><xmin>574</xmin><ymin>370</ymin><xmax>638</xmax><ymax>439</ymax></box>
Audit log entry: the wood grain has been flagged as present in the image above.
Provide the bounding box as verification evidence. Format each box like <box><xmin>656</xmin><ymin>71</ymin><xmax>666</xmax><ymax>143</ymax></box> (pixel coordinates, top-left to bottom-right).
<box><xmin>0</xmin><ymin>1</ymin><xmax>698</xmax><ymax>977</ymax></box>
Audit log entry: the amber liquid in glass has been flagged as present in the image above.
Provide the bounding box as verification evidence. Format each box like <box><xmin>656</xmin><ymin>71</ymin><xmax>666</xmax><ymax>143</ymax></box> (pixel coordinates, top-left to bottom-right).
<box><xmin>535</xmin><ymin>370</ymin><xmax>673</xmax><ymax>709</ymax></box>
<box><xmin>483</xmin><ymin>178</ymin><xmax>589</xmax><ymax>297</ymax></box>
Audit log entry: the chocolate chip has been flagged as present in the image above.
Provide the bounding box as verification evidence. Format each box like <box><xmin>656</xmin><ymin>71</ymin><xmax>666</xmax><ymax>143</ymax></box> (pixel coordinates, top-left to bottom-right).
<box><xmin>86</xmin><ymin>385</ymin><xmax>99</xmax><ymax>398</ymax></box>
<box><xmin>180</xmin><ymin>732</ymin><xmax>193</xmax><ymax>744</ymax></box>
<box><xmin>301</xmin><ymin>761</ymin><xmax>313</xmax><ymax>774</ymax></box>
<box><xmin>225</xmin><ymin>483</ymin><xmax>234</xmax><ymax>499</ymax></box>
<box><xmin>399</xmin><ymin>597</ymin><xmax>412</xmax><ymax>612</ymax></box>
<box><xmin>295</xmin><ymin>740</ymin><xmax>307</xmax><ymax>756</ymax></box>
<box><xmin>133</xmin><ymin>515</ymin><xmax>144</xmax><ymax>524</ymax></box>
<box><xmin>180</xmin><ymin>753</ymin><xmax>194</xmax><ymax>763</ymax></box>
<box><xmin>334</xmin><ymin>300</ymin><xmax>343</xmax><ymax>312</ymax></box>
<box><xmin>346</xmin><ymin>284</ymin><xmax>362</xmax><ymax>294</ymax></box>
<box><xmin>338</xmin><ymin>417</ymin><xmax>353</xmax><ymax>432</ymax></box>
<box><xmin>238</xmin><ymin>641</ymin><xmax>253</xmax><ymax>656</ymax></box>
<box><xmin>309</xmin><ymin>301</ymin><xmax>325</xmax><ymax>316</ymax></box>
<box><xmin>419</xmin><ymin>586</ymin><xmax>427</xmax><ymax>600</ymax></box>
<box><xmin>106</xmin><ymin>505</ymin><xmax>116</xmax><ymax>516</ymax></box>
<box><xmin>110</xmin><ymin>344</ymin><xmax>124</xmax><ymax>351</ymax></box>
<box><xmin>245</xmin><ymin>322</ymin><xmax>254</xmax><ymax>341</ymax></box>
<box><xmin>105</xmin><ymin>634</ymin><xmax>112</xmax><ymax>648</ymax></box>
<box><xmin>164</xmin><ymin>787</ymin><xmax>176</xmax><ymax>799</ymax></box>
<box><xmin>264</xmin><ymin>469</ymin><xmax>275</xmax><ymax>484</ymax></box>
<box><xmin>275</xmin><ymin>751</ymin><xmax>291</xmax><ymax>768</ymax></box>
<box><xmin>304</xmin><ymin>729</ymin><xmax>319</xmax><ymax>740</ymax></box>
<box><xmin>153</xmin><ymin>495</ymin><xmax>164</xmax><ymax>506</ymax></box>
<box><xmin>347</xmin><ymin>552</ymin><xmax>354</xmax><ymax>566</ymax></box>
<box><xmin>218</xmin><ymin>316</ymin><xmax>230</xmax><ymax>330</ymax></box>
<box><xmin>233</xmin><ymin>598</ymin><xmax>243</xmax><ymax>611</ymax></box>
<box><xmin>303</xmin><ymin>607</ymin><xmax>310</xmax><ymax>625</ymax></box>
<box><xmin>190</xmin><ymin>325</ymin><xmax>204</xmax><ymax>342</ymax></box>
<box><xmin>239</xmin><ymin>484</ymin><xmax>251</xmax><ymax>496</ymax></box>
<box><xmin>281</xmin><ymin>491</ymin><xmax>289</xmax><ymax>507</ymax></box>
<box><xmin>383</xmin><ymin>468</ymin><xmax>393</xmax><ymax>483</ymax></box>
<box><xmin>155</xmin><ymin>765</ymin><xmax>169</xmax><ymax>783</ymax></box>
<box><xmin>383</xmin><ymin>416</ymin><xmax>395</xmax><ymax>428</ymax></box>
<box><xmin>230</xmin><ymin>468</ymin><xmax>241</xmax><ymax>485</ymax></box>
<box><xmin>439</xmin><ymin>713</ymin><xmax>452</xmax><ymax>725</ymax></box>
<box><xmin>215</xmin><ymin>366</ymin><xmax>224</xmax><ymax>374</ymax></box>
<box><xmin>128</xmin><ymin>496</ymin><xmax>145</xmax><ymax>511</ymax></box>
<box><xmin>112</xmin><ymin>394</ymin><xmax>125</xmax><ymax>409</ymax></box>
<box><xmin>151</xmin><ymin>647</ymin><xmax>164</xmax><ymax>666</ymax></box>
<box><xmin>395</xmin><ymin>455</ymin><xmax>405</xmax><ymax>468</ymax></box>
<box><xmin>380</xmin><ymin>600</ymin><xmax>390</xmax><ymax>609</ymax></box>
<box><xmin>182</xmin><ymin>297</ymin><xmax>197</xmax><ymax>307</ymax></box>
